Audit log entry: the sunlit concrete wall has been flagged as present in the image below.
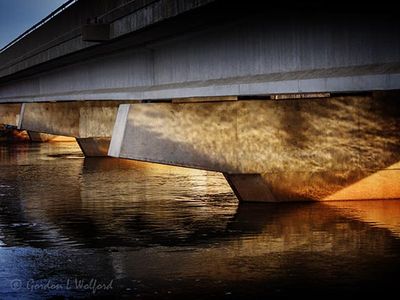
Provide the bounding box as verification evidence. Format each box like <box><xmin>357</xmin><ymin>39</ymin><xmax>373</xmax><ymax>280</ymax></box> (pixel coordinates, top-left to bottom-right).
<box><xmin>110</xmin><ymin>94</ymin><xmax>400</xmax><ymax>201</ymax></box>
<box><xmin>0</xmin><ymin>103</ymin><xmax>22</xmax><ymax>126</ymax></box>
<box><xmin>19</xmin><ymin>101</ymin><xmax>121</xmax><ymax>137</ymax></box>
<box><xmin>19</xmin><ymin>101</ymin><xmax>135</xmax><ymax>155</ymax></box>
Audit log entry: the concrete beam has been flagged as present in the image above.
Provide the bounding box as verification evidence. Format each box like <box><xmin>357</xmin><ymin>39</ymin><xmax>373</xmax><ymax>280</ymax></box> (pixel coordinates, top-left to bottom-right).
<box><xmin>172</xmin><ymin>96</ymin><xmax>238</xmax><ymax>103</ymax></box>
<box><xmin>19</xmin><ymin>101</ymin><xmax>135</xmax><ymax>156</ymax></box>
<box><xmin>0</xmin><ymin>0</ymin><xmax>216</xmax><ymax>79</ymax></box>
<box><xmin>1</xmin><ymin>14</ymin><xmax>400</xmax><ymax>103</ymax></box>
<box><xmin>0</xmin><ymin>103</ymin><xmax>22</xmax><ymax>126</ymax></box>
<box><xmin>109</xmin><ymin>94</ymin><xmax>400</xmax><ymax>202</ymax></box>
<box><xmin>81</xmin><ymin>24</ymin><xmax>110</xmax><ymax>42</ymax></box>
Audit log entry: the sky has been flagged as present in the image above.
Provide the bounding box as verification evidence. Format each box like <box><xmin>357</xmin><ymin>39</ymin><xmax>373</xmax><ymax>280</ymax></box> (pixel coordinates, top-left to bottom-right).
<box><xmin>0</xmin><ymin>0</ymin><xmax>69</xmax><ymax>49</ymax></box>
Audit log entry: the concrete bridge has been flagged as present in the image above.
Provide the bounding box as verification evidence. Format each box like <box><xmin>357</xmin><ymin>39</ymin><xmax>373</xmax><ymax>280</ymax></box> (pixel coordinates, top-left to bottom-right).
<box><xmin>0</xmin><ymin>0</ymin><xmax>399</xmax><ymax>202</ymax></box>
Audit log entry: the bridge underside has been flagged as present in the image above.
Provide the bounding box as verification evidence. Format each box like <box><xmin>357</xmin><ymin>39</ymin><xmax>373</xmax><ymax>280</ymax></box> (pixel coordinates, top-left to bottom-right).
<box><xmin>0</xmin><ymin>13</ymin><xmax>399</xmax><ymax>103</ymax></box>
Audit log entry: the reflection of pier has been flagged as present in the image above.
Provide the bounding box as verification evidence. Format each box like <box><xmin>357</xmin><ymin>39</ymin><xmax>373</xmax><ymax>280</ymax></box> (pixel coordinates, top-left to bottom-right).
<box><xmin>326</xmin><ymin>200</ymin><xmax>400</xmax><ymax>238</ymax></box>
<box><xmin>108</xmin><ymin>202</ymin><xmax>399</xmax><ymax>283</ymax></box>
<box><xmin>2</xmin><ymin>143</ymin><xmax>400</xmax><ymax>297</ymax></box>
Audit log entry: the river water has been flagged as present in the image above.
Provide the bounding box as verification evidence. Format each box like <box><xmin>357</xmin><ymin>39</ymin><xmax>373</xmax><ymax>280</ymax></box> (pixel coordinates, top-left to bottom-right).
<box><xmin>1</xmin><ymin>142</ymin><xmax>400</xmax><ymax>299</ymax></box>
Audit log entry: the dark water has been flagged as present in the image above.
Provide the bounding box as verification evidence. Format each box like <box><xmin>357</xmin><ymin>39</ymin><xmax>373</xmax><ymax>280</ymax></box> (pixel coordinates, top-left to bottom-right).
<box><xmin>1</xmin><ymin>142</ymin><xmax>400</xmax><ymax>299</ymax></box>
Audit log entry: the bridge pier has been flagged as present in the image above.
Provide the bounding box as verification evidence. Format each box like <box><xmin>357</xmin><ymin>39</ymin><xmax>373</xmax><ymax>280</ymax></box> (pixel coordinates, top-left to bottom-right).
<box><xmin>19</xmin><ymin>101</ymin><xmax>134</xmax><ymax>156</ymax></box>
<box><xmin>0</xmin><ymin>103</ymin><xmax>22</xmax><ymax>127</ymax></box>
<box><xmin>224</xmin><ymin>173</ymin><xmax>277</xmax><ymax>202</ymax></box>
<box><xmin>109</xmin><ymin>94</ymin><xmax>400</xmax><ymax>202</ymax></box>
<box><xmin>76</xmin><ymin>137</ymin><xmax>112</xmax><ymax>157</ymax></box>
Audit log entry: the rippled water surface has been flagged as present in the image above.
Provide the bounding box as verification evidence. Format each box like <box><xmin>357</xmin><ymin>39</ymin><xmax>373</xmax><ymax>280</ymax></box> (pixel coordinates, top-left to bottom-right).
<box><xmin>1</xmin><ymin>142</ymin><xmax>400</xmax><ymax>299</ymax></box>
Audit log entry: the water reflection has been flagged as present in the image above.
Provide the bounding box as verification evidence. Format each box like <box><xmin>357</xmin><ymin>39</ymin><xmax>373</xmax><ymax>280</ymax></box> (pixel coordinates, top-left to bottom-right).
<box><xmin>326</xmin><ymin>200</ymin><xmax>400</xmax><ymax>238</ymax></box>
<box><xmin>1</xmin><ymin>142</ymin><xmax>400</xmax><ymax>299</ymax></box>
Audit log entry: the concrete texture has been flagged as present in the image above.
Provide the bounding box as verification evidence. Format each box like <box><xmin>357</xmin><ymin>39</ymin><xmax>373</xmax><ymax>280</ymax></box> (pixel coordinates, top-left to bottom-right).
<box><xmin>76</xmin><ymin>137</ymin><xmax>111</xmax><ymax>156</ymax></box>
<box><xmin>0</xmin><ymin>11</ymin><xmax>399</xmax><ymax>102</ymax></box>
<box><xmin>0</xmin><ymin>0</ymin><xmax>215</xmax><ymax>79</ymax></box>
<box><xmin>19</xmin><ymin>101</ymin><xmax>133</xmax><ymax>155</ymax></box>
<box><xmin>109</xmin><ymin>94</ymin><xmax>400</xmax><ymax>202</ymax></box>
<box><xmin>0</xmin><ymin>103</ymin><xmax>22</xmax><ymax>126</ymax></box>
<box><xmin>224</xmin><ymin>174</ymin><xmax>277</xmax><ymax>202</ymax></box>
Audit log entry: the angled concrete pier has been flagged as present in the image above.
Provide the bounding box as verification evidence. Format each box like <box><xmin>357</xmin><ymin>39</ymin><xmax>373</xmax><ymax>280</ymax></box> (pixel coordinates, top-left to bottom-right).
<box><xmin>109</xmin><ymin>94</ymin><xmax>400</xmax><ymax>202</ymax></box>
<box><xmin>224</xmin><ymin>174</ymin><xmax>277</xmax><ymax>202</ymax></box>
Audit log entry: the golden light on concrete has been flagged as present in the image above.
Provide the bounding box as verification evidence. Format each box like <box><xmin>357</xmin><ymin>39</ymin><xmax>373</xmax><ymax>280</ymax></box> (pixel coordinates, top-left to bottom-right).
<box><xmin>0</xmin><ymin>103</ymin><xmax>21</xmax><ymax>126</ymax></box>
<box><xmin>28</xmin><ymin>131</ymin><xmax>76</xmax><ymax>142</ymax></box>
<box><xmin>110</xmin><ymin>94</ymin><xmax>400</xmax><ymax>201</ymax></box>
<box><xmin>19</xmin><ymin>101</ymin><xmax>137</xmax><ymax>156</ymax></box>
<box><xmin>324</xmin><ymin>162</ymin><xmax>400</xmax><ymax>201</ymax></box>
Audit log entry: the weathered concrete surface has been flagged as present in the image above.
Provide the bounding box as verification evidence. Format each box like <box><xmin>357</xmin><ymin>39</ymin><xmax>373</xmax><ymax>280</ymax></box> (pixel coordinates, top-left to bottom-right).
<box><xmin>76</xmin><ymin>137</ymin><xmax>111</xmax><ymax>157</ymax></box>
<box><xmin>0</xmin><ymin>103</ymin><xmax>22</xmax><ymax>126</ymax></box>
<box><xmin>0</xmin><ymin>12</ymin><xmax>399</xmax><ymax>103</ymax></box>
<box><xmin>19</xmin><ymin>101</ymin><xmax>134</xmax><ymax>155</ymax></box>
<box><xmin>224</xmin><ymin>174</ymin><xmax>277</xmax><ymax>202</ymax></box>
<box><xmin>0</xmin><ymin>0</ymin><xmax>215</xmax><ymax>79</ymax></box>
<box><xmin>109</xmin><ymin>94</ymin><xmax>400</xmax><ymax>201</ymax></box>
<box><xmin>19</xmin><ymin>102</ymin><xmax>118</xmax><ymax>137</ymax></box>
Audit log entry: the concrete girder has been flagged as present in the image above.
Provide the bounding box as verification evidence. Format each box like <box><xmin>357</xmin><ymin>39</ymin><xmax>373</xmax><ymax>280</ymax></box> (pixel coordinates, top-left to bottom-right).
<box><xmin>0</xmin><ymin>103</ymin><xmax>22</xmax><ymax>126</ymax></box>
<box><xmin>1</xmin><ymin>14</ymin><xmax>400</xmax><ymax>103</ymax></box>
<box><xmin>109</xmin><ymin>94</ymin><xmax>400</xmax><ymax>202</ymax></box>
<box><xmin>19</xmin><ymin>101</ymin><xmax>136</xmax><ymax>156</ymax></box>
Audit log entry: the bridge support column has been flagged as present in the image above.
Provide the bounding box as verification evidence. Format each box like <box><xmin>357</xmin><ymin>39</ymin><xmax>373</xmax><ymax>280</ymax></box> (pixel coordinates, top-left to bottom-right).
<box><xmin>109</xmin><ymin>94</ymin><xmax>400</xmax><ymax>202</ymax></box>
<box><xmin>76</xmin><ymin>137</ymin><xmax>111</xmax><ymax>157</ymax></box>
<box><xmin>19</xmin><ymin>101</ymin><xmax>134</xmax><ymax>156</ymax></box>
<box><xmin>224</xmin><ymin>174</ymin><xmax>277</xmax><ymax>202</ymax></box>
